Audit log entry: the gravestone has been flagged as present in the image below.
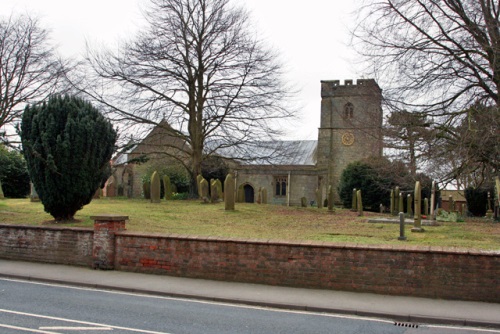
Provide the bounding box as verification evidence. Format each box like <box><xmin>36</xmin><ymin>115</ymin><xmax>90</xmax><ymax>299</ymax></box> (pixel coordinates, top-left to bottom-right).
<box><xmin>424</xmin><ymin>197</ymin><xmax>429</xmax><ymax>216</ymax></box>
<box><xmin>224</xmin><ymin>173</ymin><xmax>235</xmax><ymax>210</ymax></box>
<box><xmin>200</xmin><ymin>178</ymin><xmax>209</xmax><ymax>203</ymax></box>
<box><xmin>142</xmin><ymin>181</ymin><xmax>150</xmax><ymax>199</ymax></box>
<box><xmin>390</xmin><ymin>189</ymin><xmax>395</xmax><ymax>215</ymax></box>
<box><xmin>327</xmin><ymin>185</ymin><xmax>335</xmax><ymax>212</ymax></box>
<box><xmin>0</xmin><ymin>180</ymin><xmax>4</xmax><ymax>199</ymax></box>
<box><xmin>237</xmin><ymin>184</ymin><xmax>245</xmax><ymax>203</ymax></box>
<box><xmin>262</xmin><ymin>188</ymin><xmax>268</xmax><ymax>204</ymax></box>
<box><xmin>351</xmin><ymin>188</ymin><xmax>357</xmax><ymax>211</ymax></box>
<box><xmin>210</xmin><ymin>179</ymin><xmax>219</xmax><ymax>203</ymax></box>
<box><xmin>301</xmin><ymin>197</ymin><xmax>307</xmax><ymax>207</ymax></box>
<box><xmin>411</xmin><ymin>181</ymin><xmax>424</xmax><ymax>232</ymax></box>
<box><xmin>486</xmin><ymin>191</ymin><xmax>493</xmax><ymax>218</ymax></box>
<box><xmin>430</xmin><ymin>181</ymin><xmax>436</xmax><ymax>218</ymax></box>
<box><xmin>163</xmin><ymin>175</ymin><xmax>172</xmax><ymax>200</ymax></box>
<box><xmin>150</xmin><ymin>171</ymin><xmax>161</xmax><ymax>203</ymax></box>
<box><xmin>398</xmin><ymin>192</ymin><xmax>404</xmax><ymax>214</ymax></box>
<box><xmin>407</xmin><ymin>194</ymin><xmax>413</xmax><ymax>216</ymax></box>
<box><xmin>356</xmin><ymin>189</ymin><xmax>363</xmax><ymax>216</ymax></box>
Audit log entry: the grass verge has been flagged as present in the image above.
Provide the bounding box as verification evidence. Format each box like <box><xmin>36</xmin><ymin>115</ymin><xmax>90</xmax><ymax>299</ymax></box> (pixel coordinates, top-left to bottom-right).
<box><xmin>1</xmin><ymin>197</ymin><xmax>499</xmax><ymax>250</ymax></box>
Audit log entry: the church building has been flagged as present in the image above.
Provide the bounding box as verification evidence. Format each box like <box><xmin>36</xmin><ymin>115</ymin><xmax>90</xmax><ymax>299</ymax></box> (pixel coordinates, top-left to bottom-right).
<box><xmin>109</xmin><ymin>79</ymin><xmax>383</xmax><ymax>205</ymax></box>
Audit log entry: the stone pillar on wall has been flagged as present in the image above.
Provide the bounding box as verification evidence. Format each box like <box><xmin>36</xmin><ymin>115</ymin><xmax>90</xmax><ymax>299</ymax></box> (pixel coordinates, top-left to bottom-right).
<box><xmin>91</xmin><ymin>214</ymin><xmax>128</xmax><ymax>270</ymax></box>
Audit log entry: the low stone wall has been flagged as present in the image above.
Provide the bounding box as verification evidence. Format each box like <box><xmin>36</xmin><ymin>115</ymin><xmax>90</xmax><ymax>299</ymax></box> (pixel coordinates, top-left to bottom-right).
<box><xmin>115</xmin><ymin>233</ymin><xmax>500</xmax><ymax>303</ymax></box>
<box><xmin>1</xmin><ymin>222</ymin><xmax>499</xmax><ymax>303</ymax></box>
<box><xmin>0</xmin><ymin>224</ymin><xmax>93</xmax><ymax>267</ymax></box>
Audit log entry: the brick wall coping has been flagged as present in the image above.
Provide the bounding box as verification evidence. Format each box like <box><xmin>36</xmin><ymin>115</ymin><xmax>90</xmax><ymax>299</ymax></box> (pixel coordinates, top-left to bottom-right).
<box><xmin>115</xmin><ymin>231</ymin><xmax>500</xmax><ymax>257</ymax></box>
<box><xmin>90</xmin><ymin>214</ymin><xmax>129</xmax><ymax>221</ymax></box>
<box><xmin>0</xmin><ymin>224</ymin><xmax>92</xmax><ymax>233</ymax></box>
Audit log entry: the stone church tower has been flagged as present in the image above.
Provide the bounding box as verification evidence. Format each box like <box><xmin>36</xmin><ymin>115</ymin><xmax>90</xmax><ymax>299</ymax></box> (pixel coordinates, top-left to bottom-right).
<box><xmin>317</xmin><ymin>79</ymin><xmax>383</xmax><ymax>202</ymax></box>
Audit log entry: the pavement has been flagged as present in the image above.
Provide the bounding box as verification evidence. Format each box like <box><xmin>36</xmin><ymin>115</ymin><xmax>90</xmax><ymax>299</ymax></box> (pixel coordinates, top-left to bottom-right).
<box><xmin>1</xmin><ymin>259</ymin><xmax>499</xmax><ymax>330</ymax></box>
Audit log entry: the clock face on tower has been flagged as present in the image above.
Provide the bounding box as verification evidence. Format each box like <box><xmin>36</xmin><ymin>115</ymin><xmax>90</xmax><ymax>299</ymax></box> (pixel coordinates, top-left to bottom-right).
<box><xmin>341</xmin><ymin>132</ymin><xmax>355</xmax><ymax>146</ymax></box>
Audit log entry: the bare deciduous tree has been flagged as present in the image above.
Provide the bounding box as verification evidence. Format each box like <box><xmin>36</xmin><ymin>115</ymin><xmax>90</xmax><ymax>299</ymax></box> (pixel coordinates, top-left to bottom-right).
<box><xmin>0</xmin><ymin>13</ymin><xmax>68</xmax><ymax>145</ymax></box>
<box><xmin>353</xmin><ymin>0</ymin><xmax>500</xmax><ymax>184</ymax></box>
<box><xmin>80</xmin><ymin>0</ymin><xmax>296</xmax><ymax>193</ymax></box>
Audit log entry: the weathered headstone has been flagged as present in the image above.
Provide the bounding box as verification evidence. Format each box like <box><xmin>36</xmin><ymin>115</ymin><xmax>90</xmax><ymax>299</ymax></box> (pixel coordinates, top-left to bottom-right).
<box><xmin>200</xmin><ymin>178</ymin><xmax>209</xmax><ymax>203</ymax></box>
<box><xmin>163</xmin><ymin>175</ymin><xmax>172</xmax><ymax>200</ymax></box>
<box><xmin>301</xmin><ymin>197</ymin><xmax>307</xmax><ymax>207</ymax></box>
<box><xmin>407</xmin><ymin>194</ymin><xmax>413</xmax><ymax>216</ymax></box>
<box><xmin>356</xmin><ymin>189</ymin><xmax>363</xmax><ymax>216</ymax></box>
<box><xmin>210</xmin><ymin>179</ymin><xmax>219</xmax><ymax>203</ymax></box>
<box><xmin>394</xmin><ymin>186</ymin><xmax>400</xmax><ymax>215</ymax></box>
<box><xmin>351</xmin><ymin>188</ymin><xmax>357</xmax><ymax>211</ymax></box>
<box><xmin>390</xmin><ymin>189</ymin><xmax>395</xmax><ymax>215</ymax></box>
<box><xmin>142</xmin><ymin>181</ymin><xmax>151</xmax><ymax>199</ymax></box>
<box><xmin>316</xmin><ymin>188</ymin><xmax>323</xmax><ymax>209</ymax></box>
<box><xmin>237</xmin><ymin>184</ymin><xmax>244</xmax><ymax>203</ymax></box>
<box><xmin>424</xmin><ymin>197</ymin><xmax>429</xmax><ymax>216</ymax></box>
<box><xmin>150</xmin><ymin>171</ymin><xmax>161</xmax><ymax>203</ymax></box>
<box><xmin>0</xmin><ymin>180</ymin><xmax>4</xmax><ymax>199</ymax></box>
<box><xmin>430</xmin><ymin>181</ymin><xmax>436</xmax><ymax>218</ymax></box>
<box><xmin>327</xmin><ymin>185</ymin><xmax>335</xmax><ymax>212</ymax></box>
<box><xmin>411</xmin><ymin>181</ymin><xmax>424</xmax><ymax>232</ymax></box>
<box><xmin>197</xmin><ymin>174</ymin><xmax>203</xmax><ymax>198</ymax></box>
<box><xmin>398</xmin><ymin>212</ymin><xmax>407</xmax><ymax>240</ymax></box>
<box><xmin>224</xmin><ymin>173</ymin><xmax>235</xmax><ymax>210</ymax></box>
<box><xmin>398</xmin><ymin>192</ymin><xmax>404</xmax><ymax>214</ymax></box>
<box><xmin>262</xmin><ymin>188</ymin><xmax>268</xmax><ymax>204</ymax></box>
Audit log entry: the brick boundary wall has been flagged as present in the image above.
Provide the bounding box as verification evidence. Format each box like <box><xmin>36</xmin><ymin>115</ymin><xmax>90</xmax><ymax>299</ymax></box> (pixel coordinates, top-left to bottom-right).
<box><xmin>0</xmin><ymin>224</ymin><xmax>93</xmax><ymax>267</ymax></box>
<box><xmin>115</xmin><ymin>233</ymin><xmax>500</xmax><ymax>303</ymax></box>
<box><xmin>1</xmin><ymin>223</ymin><xmax>499</xmax><ymax>302</ymax></box>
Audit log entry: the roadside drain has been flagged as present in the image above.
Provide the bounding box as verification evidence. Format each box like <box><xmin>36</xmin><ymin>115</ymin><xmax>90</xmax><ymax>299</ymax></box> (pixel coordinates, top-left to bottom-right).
<box><xmin>394</xmin><ymin>322</ymin><xmax>419</xmax><ymax>328</ymax></box>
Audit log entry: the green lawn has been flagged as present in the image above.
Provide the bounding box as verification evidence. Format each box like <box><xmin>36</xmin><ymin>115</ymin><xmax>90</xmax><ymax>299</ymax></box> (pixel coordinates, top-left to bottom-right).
<box><xmin>1</xmin><ymin>197</ymin><xmax>499</xmax><ymax>250</ymax></box>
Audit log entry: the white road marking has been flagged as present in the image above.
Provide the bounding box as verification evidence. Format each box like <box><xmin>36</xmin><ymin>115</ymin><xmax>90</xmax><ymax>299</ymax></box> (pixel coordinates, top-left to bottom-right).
<box><xmin>2</xmin><ymin>278</ymin><xmax>499</xmax><ymax>333</ymax></box>
<box><xmin>0</xmin><ymin>309</ymin><xmax>170</xmax><ymax>334</ymax></box>
<box><xmin>0</xmin><ymin>323</ymin><xmax>60</xmax><ymax>334</ymax></box>
<box><xmin>40</xmin><ymin>326</ymin><xmax>113</xmax><ymax>331</ymax></box>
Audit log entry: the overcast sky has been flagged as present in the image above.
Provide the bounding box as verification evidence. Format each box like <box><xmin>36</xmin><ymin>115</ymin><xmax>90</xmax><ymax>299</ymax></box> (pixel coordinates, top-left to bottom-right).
<box><xmin>3</xmin><ymin>0</ymin><xmax>365</xmax><ymax>140</ymax></box>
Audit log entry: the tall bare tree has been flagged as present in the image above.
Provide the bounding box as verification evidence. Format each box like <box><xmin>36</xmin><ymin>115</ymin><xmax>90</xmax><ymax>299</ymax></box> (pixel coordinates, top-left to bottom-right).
<box><xmin>353</xmin><ymin>0</ymin><xmax>500</xmax><ymax>183</ymax></box>
<box><xmin>80</xmin><ymin>0</ymin><xmax>295</xmax><ymax>192</ymax></box>
<box><xmin>0</xmin><ymin>13</ymin><xmax>67</xmax><ymax>145</ymax></box>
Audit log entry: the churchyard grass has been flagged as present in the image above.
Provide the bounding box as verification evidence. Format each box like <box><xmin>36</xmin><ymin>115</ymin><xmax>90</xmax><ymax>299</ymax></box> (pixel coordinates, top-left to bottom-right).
<box><xmin>0</xmin><ymin>197</ymin><xmax>499</xmax><ymax>250</ymax></box>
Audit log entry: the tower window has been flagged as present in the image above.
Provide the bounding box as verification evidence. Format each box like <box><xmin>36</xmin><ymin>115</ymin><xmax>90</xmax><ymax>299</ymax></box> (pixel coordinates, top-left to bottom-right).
<box><xmin>274</xmin><ymin>176</ymin><xmax>287</xmax><ymax>196</ymax></box>
<box><xmin>344</xmin><ymin>103</ymin><xmax>354</xmax><ymax>119</ymax></box>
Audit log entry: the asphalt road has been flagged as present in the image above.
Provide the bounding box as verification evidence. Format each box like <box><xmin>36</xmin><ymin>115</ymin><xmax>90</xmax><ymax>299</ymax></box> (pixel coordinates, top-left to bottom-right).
<box><xmin>0</xmin><ymin>278</ymin><xmax>497</xmax><ymax>334</ymax></box>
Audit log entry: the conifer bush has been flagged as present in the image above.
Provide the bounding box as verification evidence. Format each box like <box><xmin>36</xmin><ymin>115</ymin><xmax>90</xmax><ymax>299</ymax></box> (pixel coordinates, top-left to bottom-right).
<box><xmin>20</xmin><ymin>95</ymin><xmax>116</xmax><ymax>221</ymax></box>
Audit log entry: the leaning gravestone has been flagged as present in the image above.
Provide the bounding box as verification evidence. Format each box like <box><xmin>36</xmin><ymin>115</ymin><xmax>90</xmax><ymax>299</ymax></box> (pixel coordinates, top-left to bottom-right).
<box><xmin>150</xmin><ymin>171</ymin><xmax>161</xmax><ymax>203</ymax></box>
<box><xmin>224</xmin><ymin>173</ymin><xmax>235</xmax><ymax>210</ymax></box>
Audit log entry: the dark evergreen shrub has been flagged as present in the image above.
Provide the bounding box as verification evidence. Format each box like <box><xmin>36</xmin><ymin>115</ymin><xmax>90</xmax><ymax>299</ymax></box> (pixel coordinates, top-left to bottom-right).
<box><xmin>20</xmin><ymin>95</ymin><xmax>116</xmax><ymax>220</ymax></box>
<box><xmin>465</xmin><ymin>187</ymin><xmax>494</xmax><ymax>217</ymax></box>
<box><xmin>0</xmin><ymin>145</ymin><xmax>30</xmax><ymax>198</ymax></box>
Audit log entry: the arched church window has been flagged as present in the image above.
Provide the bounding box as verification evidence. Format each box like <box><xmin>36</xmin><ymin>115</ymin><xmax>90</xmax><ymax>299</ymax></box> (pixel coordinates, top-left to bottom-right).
<box><xmin>274</xmin><ymin>176</ymin><xmax>287</xmax><ymax>196</ymax></box>
<box><xmin>344</xmin><ymin>103</ymin><xmax>354</xmax><ymax>119</ymax></box>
